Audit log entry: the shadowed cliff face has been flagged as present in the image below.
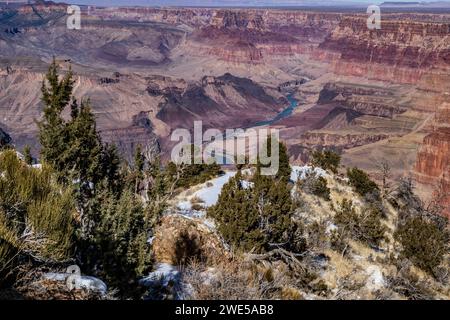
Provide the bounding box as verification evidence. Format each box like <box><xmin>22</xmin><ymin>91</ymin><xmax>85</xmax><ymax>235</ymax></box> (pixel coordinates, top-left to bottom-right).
<box><xmin>155</xmin><ymin>73</ymin><xmax>284</xmax><ymax>131</ymax></box>
<box><xmin>0</xmin><ymin>127</ymin><xmax>11</xmax><ymax>147</ymax></box>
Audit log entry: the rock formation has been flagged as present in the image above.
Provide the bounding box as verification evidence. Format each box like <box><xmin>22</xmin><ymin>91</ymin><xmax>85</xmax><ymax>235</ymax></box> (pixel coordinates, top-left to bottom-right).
<box><xmin>414</xmin><ymin>101</ymin><xmax>450</xmax><ymax>217</ymax></box>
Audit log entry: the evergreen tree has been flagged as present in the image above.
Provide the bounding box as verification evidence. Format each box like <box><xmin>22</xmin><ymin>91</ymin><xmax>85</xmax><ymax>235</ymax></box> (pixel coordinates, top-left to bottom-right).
<box><xmin>395</xmin><ymin>215</ymin><xmax>448</xmax><ymax>276</ymax></box>
<box><xmin>347</xmin><ymin>167</ymin><xmax>380</xmax><ymax>198</ymax></box>
<box><xmin>258</xmin><ymin>135</ymin><xmax>291</xmax><ymax>183</ymax></box>
<box><xmin>277</xmin><ymin>141</ymin><xmax>291</xmax><ymax>183</ymax></box>
<box><xmin>133</xmin><ymin>145</ymin><xmax>145</xmax><ymax>194</ymax></box>
<box><xmin>208</xmin><ymin>171</ymin><xmax>264</xmax><ymax>252</ymax></box>
<box><xmin>253</xmin><ymin>164</ymin><xmax>295</xmax><ymax>250</ymax></box>
<box><xmin>23</xmin><ymin>145</ymin><xmax>33</xmax><ymax>165</ymax></box>
<box><xmin>210</xmin><ymin>154</ymin><xmax>296</xmax><ymax>253</ymax></box>
<box><xmin>65</xmin><ymin>100</ymin><xmax>104</xmax><ymax>185</ymax></box>
<box><xmin>38</xmin><ymin>58</ymin><xmax>74</xmax><ymax>173</ymax></box>
<box><xmin>311</xmin><ymin>149</ymin><xmax>341</xmax><ymax>174</ymax></box>
<box><xmin>101</xmin><ymin>143</ymin><xmax>122</xmax><ymax>194</ymax></box>
<box><xmin>36</xmin><ymin>61</ymin><xmax>154</xmax><ymax>297</ymax></box>
<box><xmin>76</xmin><ymin>186</ymin><xmax>152</xmax><ymax>297</ymax></box>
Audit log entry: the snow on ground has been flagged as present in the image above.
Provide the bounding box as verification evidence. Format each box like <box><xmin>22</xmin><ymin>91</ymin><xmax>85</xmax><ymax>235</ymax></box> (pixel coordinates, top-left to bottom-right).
<box><xmin>141</xmin><ymin>263</ymin><xmax>180</xmax><ymax>286</ymax></box>
<box><xmin>290</xmin><ymin>165</ymin><xmax>328</xmax><ymax>183</ymax></box>
<box><xmin>43</xmin><ymin>272</ymin><xmax>107</xmax><ymax>294</ymax></box>
<box><xmin>365</xmin><ymin>265</ymin><xmax>385</xmax><ymax>290</ymax></box>
<box><xmin>176</xmin><ymin>166</ymin><xmax>328</xmax><ymax>212</ymax></box>
<box><xmin>177</xmin><ymin>171</ymin><xmax>237</xmax><ymax>211</ymax></box>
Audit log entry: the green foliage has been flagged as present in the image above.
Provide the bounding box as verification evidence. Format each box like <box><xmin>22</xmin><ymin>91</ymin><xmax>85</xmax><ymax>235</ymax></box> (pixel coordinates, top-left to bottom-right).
<box><xmin>333</xmin><ymin>199</ymin><xmax>387</xmax><ymax>247</ymax></box>
<box><xmin>277</xmin><ymin>141</ymin><xmax>291</xmax><ymax>183</ymax></box>
<box><xmin>347</xmin><ymin>167</ymin><xmax>380</xmax><ymax>198</ymax></box>
<box><xmin>209</xmin><ymin>166</ymin><xmax>297</xmax><ymax>253</ymax></box>
<box><xmin>298</xmin><ymin>172</ymin><xmax>331</xmax><ymax>201</ymax></box>
<box><xmin>311</xmin><ymin>150</ymin><xmax>341</xmax><ymax>174</ymax></box>
<box><xmin>177</xmin><ymin>163</ymin><xmax>223</xmax><ymax>189</ymax></box>
<box><xmin>23</xmin><ymin>145</ymin><xmax>33</xmax><ymax>166</ymax></box>
<box><xmin>101</xmin><ymin>144</ymin><xmax>123</xmax><ymax>195</ymax></box>
<box><xmin>394</xmin><ymin>215</ymin><xmax>448</xmax><ymax>276</ymax></box>
<box><xmin>208</xmin><ymin>171</ymin><xmax>264</xmax><ymax>252</ymax></box>
<box><xmin>38</xmin><ymin>58</ymin><xmax>74</xmax><ymax>174</ymax></box>
<box><xmin>76</xmin><ymin>187</ymin><xmax>152</xmax><ymax>296</ymax></box>
<box><xmin>258</xmin><ymin>135</ymin><xmax>291</xmax><ymax>183</ymax></box>
<box><xmin>34</xmin><ymin>61</ymin><xmax>154</xmax><ymax>297</ymax></box>
<box><xmin>0</xmin><ymin>151</ymin><xmax>74</xmax><ymax>283</ymax></box>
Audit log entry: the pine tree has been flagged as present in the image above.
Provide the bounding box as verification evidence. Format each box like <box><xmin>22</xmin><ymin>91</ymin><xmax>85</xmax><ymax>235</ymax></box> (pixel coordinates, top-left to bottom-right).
<box><xmin>258</xmin><ymin>135</ymin><xmax>291</xmax><ymax>183</ymax></box>
<box><xmin>311</xmin><ymin>149</ymin><xmax>341</xmax><ymax>174</ymax></box>
<box><xmin>76</xmin><ymin>186</ymin><xmax>152</xmax><ymax>297</ymax></box>
<box><xmin>133</xmin><ymin>144</ymin><xmax>145</xmax><ymax>194</ymax></box>
<box><xmin>23</xmin><ymin>145</ymin><xmax>33</xmax><ymax>165</ymax></box>
<box><xmin>38</xmin><ymin>58</ymin><xmax>74</xmax><ymax>173</ymax></box>
<box><xmin>208</xmin><ymin>171</ymin><xmax>264</xmax><ymax>252</ymax></box>
<box><xmin>101</xmin><ymin>143</ymin><xmax>122</xmax><ymax>194</ymax></box>
<box><xmin>277</xmin><ymin>140</ymin><xmax>291</xmax><ymax>183</ymax></box>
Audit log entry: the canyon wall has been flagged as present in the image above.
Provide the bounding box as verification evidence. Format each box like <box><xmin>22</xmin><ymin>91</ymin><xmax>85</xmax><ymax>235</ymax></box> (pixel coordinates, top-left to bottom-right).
<box><xmin>414</xmin><ymin>101</ymin><xmax>450</xmax><ymax>217</ymax></box>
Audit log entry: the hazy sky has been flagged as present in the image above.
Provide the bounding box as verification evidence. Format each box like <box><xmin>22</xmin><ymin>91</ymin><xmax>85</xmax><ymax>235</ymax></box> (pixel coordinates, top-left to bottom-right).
<box><xmin>61</xmin><ymin>0</ymin><xmax>446</xmax><ymax>7</ymax></box>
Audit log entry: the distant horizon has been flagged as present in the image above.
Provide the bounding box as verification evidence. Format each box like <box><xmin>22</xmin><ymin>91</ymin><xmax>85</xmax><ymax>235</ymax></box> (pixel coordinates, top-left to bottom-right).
<box><xmin>50</xmin><ymin>0</ymin><xmax>450</xmax><ymax>8</ymax></box>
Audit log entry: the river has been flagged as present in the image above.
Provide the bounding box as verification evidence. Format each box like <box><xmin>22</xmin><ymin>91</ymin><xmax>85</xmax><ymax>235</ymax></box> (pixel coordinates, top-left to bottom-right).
<box><xmin>253</xmin><ymin>93</ymin><xmax>299</xmax><ymax>127</ymax></box>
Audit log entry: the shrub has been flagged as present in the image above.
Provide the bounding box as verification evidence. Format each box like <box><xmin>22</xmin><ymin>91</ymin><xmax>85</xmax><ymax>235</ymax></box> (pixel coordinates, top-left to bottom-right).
<box><xmin>394</xmin><ymin>215</ymin><xmax>448</xmax><ymax>276</ymax></box>
<box><xmin>209</xmin><ymin>170</ymin><xmax>296</xmax><ymax>253</ymax></box>
<box><xmin>0</xmin><ymin>151</ymin><xmax>75</xmax><ymax>284</ymax></box>
<box><xmin>76</xmin><ymin>188</ymin><xmax>152</xmax><ymax>297</ymax></box>
<box><xmin>347</xmin><ymin>167</ymin><xmax>380</xmax><ymax>198</ymax></box>
<box><xmin>176</xmin><ymin>163</ymin><xmax>223</xmax><ymax>189</ymax></box>
<box><xmin>299</xmin><ymin>172</ymin><xmax>331</xmax><ymax>201</ymax></box>
<box><xmin>333</xmin><ymin>199</ymin><xmax>386</xmax><ymax>247</ymax></box>
<box><xmin>311</xmin><ymin>150</ymin><xmax>341</xmax><ymax>174</ymax></box>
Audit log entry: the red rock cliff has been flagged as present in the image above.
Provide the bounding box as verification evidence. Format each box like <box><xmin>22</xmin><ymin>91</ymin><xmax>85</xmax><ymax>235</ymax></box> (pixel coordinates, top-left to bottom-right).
<box><xmin>414</xmin><ymin>101</ymin><xmax>450</xmax><ymax>217</ymax></box>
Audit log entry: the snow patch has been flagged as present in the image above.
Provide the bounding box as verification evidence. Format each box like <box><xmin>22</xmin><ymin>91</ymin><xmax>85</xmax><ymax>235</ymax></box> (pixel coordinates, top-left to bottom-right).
<box><xmin>43</xmin><ymin>272</ymin><xmax>107</xmax><ymax>294</ymax></box>
<box><xmin>366</xmin><ymin>265</ymin><xmax>385</xmax><ymax>291</ymax></box>
<box><xmin>177</xmin><ymin>172</ymin><xmax>237</xmax><ymax>210</ymax></box>
<box><xmin>291</xmin><ymin>165</ymin><xmax>328</xmax><ymax>183</ymax></box>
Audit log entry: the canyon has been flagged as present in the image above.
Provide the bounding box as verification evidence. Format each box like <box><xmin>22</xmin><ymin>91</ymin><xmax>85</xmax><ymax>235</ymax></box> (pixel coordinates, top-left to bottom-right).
<box><xmin>0</xmin><ymin>2</ymin><xmax>449</xmax><ymax>215</ymax></box>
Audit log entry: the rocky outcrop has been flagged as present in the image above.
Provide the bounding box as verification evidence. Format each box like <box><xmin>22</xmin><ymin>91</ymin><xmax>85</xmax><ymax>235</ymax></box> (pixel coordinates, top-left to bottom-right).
<box><xmin>152</xmin><ymin>215</ymin><xmax>226</xmax><ymax>265</ymax></box>
<box><xmin>320</xmin><ymin>16</ymin><xmax>450</xmax><ymax>87</ymax></box>
<box><xmin>156</xmin><ymin>73</ymin><xmax>284</xmax><ymax>131</ymax></box>
<box><xmin>100</xmin><ymin>125</ymin><xmax>160</xmax><ymax>163</ymax></box>
<box><xmin>318</xmin><ymin>83</ymin><xmax>407</xmax><ymax>118</ymax></box>
<box><xmin>298</xmin><ymin>132</ymin><xmax>388</xmax><ymax>149</ymax></box>
<box><xmin>414</xmin><ymin>102</ymin><xmax>450</xmax><ymax>217</ymax></box>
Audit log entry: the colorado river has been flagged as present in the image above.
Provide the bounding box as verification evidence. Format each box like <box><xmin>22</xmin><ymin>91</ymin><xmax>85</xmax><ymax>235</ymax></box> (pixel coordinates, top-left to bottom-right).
<box><xmin>253</xmin><ymin>93</ymin><xmax>299</xmax><ymax>127</ymax></box>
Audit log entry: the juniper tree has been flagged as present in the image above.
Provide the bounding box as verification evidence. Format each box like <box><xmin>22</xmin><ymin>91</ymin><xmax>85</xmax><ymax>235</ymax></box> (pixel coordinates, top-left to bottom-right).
<box><xmin>76</xmin><ymin>186</ymin><xmax>152</xmax><ymax>297</ymax></box>
<box><xmin>311</xmin><ymin>149</ymin><xmax>341</xmax><ymax>174</ymax></box>
<box><xmin>65</xmin><ymin>100</ymin><xmax>104</xmax><ymax>197</ymax></box>
<box><xmin>38</xmin><ymin>58</ymin><xmax>74</xmax><ymax>173</ymax></box>
<box><xmin>395</xmin><ymin>215</ymin><xmax>449</xmax><ymax>276</ymax></box>
<box><xmin>23</xmin><ymin>145</ymin><xmax>33</xmax><ymax>165</ymax></box>
<box><xmin>210</xmin><ymin>151</ymin><xmax>296</xmax><ymax>253</ymax></box>
<box><xmin>208</xmin><ymin>171</ymin><xmax>265</xmax><ymax>252</ymax></box>
<box><xmin>347</xmin><ymin>167</ymin><xmax>380</xmax><ymax>198</ymax></box>
<box><xmin>101</xmin><ymin>143</ymin><xmax>122</xmax><ymax>195</ymax></box>
<box><xmin>133</xmin><ymin>144</ymin><xmax>145</xmax><ymax>194</ymax></box>
<box><xmin>258</xmin><ymin>135</ymin><xmax>291</xmax><ymax>184</ymax></box>
<box><xmin>36</xmin><ymin>61</ymin><xmax>154</xmax><ymax>297</ymax></box>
